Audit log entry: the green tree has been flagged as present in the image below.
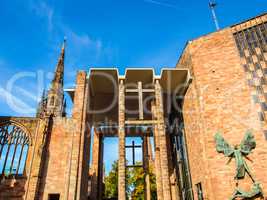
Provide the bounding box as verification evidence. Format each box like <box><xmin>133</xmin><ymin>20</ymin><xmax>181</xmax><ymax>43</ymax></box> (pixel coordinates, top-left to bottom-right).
<box><xmin>128</xmin><ymin>162</ymin><xmax>157</xmax><ymax>200</ymax></box>
<box><xmin>104</xmin><ymin>160</ymin><xmax>157</xmax><ymax>200</ymax></box>
<box><xmin>104</xmin><ymin>161</ymin><xmax>119</xmax><ymax>198</ymax></box>
<box><xmin>104</xmin><ymin>161</ymin><xmax>131</xmax><ymax>198</ymax></box>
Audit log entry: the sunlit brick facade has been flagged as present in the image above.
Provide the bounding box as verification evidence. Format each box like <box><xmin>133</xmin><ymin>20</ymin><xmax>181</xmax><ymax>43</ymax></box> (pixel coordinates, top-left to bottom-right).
<box><xmin>0</xmin><ymin>13</ymin><xmax>266</xmax><ymax>200</ymax></box>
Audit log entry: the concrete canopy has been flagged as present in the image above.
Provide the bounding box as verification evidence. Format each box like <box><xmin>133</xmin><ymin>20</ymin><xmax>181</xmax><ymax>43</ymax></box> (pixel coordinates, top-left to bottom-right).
<box><xmin>125</xmin><ymin>68</ymin><xmax>154</xmax><ymax>87</ymax></box>
<box><xmin>64</xmin><ymin>88</ymin><xmax>75</xmax><ymax>101</ymax></box>
<box><xmin>66</xmin><ymin>68</ymin><xmax>191</xmax><ymax>130</ymax></box>
<box><xmin>88</xmin><ymin>68</ymin><xmax>119</xmax><ymax>124</ymax></box>
<box><xmin>89</xmin><ymin>68</ymin><xmax>119</xmax><ymax>95</ymax></box>
<box><xmin>159</xmin><ymin>68</ymin><xmax>191</xmax><ymax>94</ymax></box>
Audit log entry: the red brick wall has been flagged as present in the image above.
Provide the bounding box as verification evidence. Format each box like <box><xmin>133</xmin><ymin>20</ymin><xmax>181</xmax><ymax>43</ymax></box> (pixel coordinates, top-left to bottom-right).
<box><xmin>177</xmin><ymin>24</ymin><xmax>267</xmax><ymax>199</ymax></box>
<box><xmin>25</xmin><ymin>71</ymin><xmax>90</xmax><ymax>200</ymax></box>
<box><xmin>39</xmin><ymin>118</ymin><xmax>75</xmax><ymax>200</ymax></box>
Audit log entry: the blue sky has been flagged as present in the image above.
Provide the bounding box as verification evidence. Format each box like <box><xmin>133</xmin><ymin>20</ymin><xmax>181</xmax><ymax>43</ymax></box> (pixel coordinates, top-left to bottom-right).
<box><xmin>0</xmin><ymin>0</ymin><xmax>266</xmax><ymax>173</ymax></box>
<box><xmin>0</xmin><ymin>0</ymin><xmax>266</xmax><ymax>116</ymax></box>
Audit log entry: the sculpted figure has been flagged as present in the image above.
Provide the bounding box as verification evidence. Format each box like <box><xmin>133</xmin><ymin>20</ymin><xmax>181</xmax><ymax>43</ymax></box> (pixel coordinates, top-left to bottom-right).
<box><xmin>214</xmin><ymin>131</ymin><xmax>264</xmax><ymax>199</ymax></box>
<box><xmin>215</xmin><ymin>131</ymin><xmax>256</xmax><ymax>180</ymax></box>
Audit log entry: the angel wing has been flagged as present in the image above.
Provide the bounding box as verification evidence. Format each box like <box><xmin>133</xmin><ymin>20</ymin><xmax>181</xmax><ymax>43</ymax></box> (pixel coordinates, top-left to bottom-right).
<box><xmin>240</xmin><ymin>131</ymin><xmax>256</xmax><ymax>155</ymax></box>
<box><xmin>214</xmin><ymin>133</ymin><xmax>234</xmax><ymax>157</ymax></box>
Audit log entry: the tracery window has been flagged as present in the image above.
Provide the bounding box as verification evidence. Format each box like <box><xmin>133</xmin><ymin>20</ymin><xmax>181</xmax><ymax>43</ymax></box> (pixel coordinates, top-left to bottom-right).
<box><xmin>0</xmin><ymin>122</ymin><xmax>30</xmax><ymax>177</ymax></box>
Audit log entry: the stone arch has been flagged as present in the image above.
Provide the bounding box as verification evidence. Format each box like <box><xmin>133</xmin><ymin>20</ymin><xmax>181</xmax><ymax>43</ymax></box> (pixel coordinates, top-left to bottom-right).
<box><xmin>0</xmin><ymin>120</ymin><xmax>33</xmax><ymax>145</ymax></box>
<box><xmin>0</xmin><ymin>120</ymin><xmax>32</xmax><ymax>177</ymax></box>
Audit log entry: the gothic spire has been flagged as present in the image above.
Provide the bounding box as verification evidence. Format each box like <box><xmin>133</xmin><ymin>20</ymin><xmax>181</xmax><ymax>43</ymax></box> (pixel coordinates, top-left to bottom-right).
<box><xmin>52</xmin><ymin>38</ymin><xmax>66</xmax><ymax>86</ymax></box>
<box><xmin>46</xmin><ymin>38</ymin><xmax>66</xmax><ymax>117</ymax></box>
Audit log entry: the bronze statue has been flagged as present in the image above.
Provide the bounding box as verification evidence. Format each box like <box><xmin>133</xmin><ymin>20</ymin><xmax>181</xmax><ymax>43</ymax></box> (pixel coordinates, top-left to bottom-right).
<box><xmin>215</xmin><ymin>131</ymin><xmax>255</xmax><ymax>180</ymax></box>
<box><xmin>214</xmin><ymin>131</ymin><xmax>263</xmax><ymax>200</ymax></box>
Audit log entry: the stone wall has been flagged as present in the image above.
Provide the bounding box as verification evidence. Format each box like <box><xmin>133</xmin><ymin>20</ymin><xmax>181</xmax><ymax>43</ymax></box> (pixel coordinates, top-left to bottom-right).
<box><xmin>36</xmin><ymin>117</ymin><xmax>75</xmax><ymax>200</ymax></box>
<box><xmin>177</xmin><ymin>16</ymin><xmax>267</xmax><ymax>199</ymax></box>
<box><xmin>36</xmin><ymin>71</ymin><xmax>91</xmax><ymax>200</ymax></box>
<box><xmin>0</xmin><ymin>71</ymin><xmax>91</xmax><ymax>200</ymax></box>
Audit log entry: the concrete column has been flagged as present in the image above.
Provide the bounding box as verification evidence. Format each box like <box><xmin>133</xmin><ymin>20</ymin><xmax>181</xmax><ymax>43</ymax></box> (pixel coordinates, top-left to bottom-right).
<box><xmin>90</xmin><ymin>130</ymin><xmax>103</xmax><ymax>200</ymax></box>
<box><xmin>155</xmin><ymin>80</ymin><xmax>172</xmax><ymax>200</ymax></box>
<box><xmin>143</xmin><ymin>136</ymin><xmax>151</xmax><ymax>200</ymax></box>
<box><xmin>151</xmin><ymin>102</ymin><xmax>164</xmax><ymax>200</ymax></box>
<box><xmin>118</xmin><ymin>80</ymin><xmax>126</xmax><ymax>200</ymax></box>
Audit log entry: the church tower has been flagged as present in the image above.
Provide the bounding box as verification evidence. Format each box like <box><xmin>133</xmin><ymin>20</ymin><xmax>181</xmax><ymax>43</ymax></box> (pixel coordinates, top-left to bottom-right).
<box><xmin>46</xmin><ymin>39</ymin><xmax>66</xmax><ymax>117</ymax></box>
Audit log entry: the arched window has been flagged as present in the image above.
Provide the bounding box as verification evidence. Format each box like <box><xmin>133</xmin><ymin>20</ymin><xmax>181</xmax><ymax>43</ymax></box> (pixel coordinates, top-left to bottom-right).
<box><xmin>50</xmin><ymin>96</ymin><xmax>55</xmax><ymax>106</ymax></box>
<box><xmin>0</xmin><ymin>122</ymin><xmax>31</xmax><ymax>177</ymax></box>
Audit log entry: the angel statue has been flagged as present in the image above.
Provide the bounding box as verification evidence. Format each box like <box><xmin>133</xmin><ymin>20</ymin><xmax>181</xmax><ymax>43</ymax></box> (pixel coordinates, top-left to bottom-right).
<box><xmin>215</xmin><ymin>131</ymin><xmax>263</xmax><ymax>199</ymax></box>
<box><xmin>215</xmin><ymin>131</ymin><xmax>256</xmax><ymax>180</ymax></box>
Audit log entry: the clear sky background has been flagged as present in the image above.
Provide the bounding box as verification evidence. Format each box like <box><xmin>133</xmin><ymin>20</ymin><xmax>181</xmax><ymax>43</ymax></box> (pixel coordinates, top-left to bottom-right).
<box><xmin>0</xmin><ymin>0</ymin><xmax>266</xmax><ymax>173</ymax></box>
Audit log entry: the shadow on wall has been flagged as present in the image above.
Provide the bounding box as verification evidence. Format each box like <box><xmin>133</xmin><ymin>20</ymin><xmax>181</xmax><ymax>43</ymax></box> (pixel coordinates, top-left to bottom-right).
<box><xmin>34</xmin><ymin>116</ymin><xmax>53</xmax><ymax>199</ymax></box>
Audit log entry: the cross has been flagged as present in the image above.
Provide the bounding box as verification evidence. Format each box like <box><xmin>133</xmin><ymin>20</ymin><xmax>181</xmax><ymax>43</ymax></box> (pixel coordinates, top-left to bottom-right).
<box><xmin>125</xmin><ymin>140</ymin><xmax>142</xmax><ymax>168</ymax></box>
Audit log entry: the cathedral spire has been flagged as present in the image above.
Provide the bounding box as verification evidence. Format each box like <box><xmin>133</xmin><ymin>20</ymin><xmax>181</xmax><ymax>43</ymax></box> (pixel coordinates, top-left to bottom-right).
<box><xmin>46</xmin><ymin>38</ymin><xmax>66</xmax><ymax>117</ymax></box>
<box><xmin>52</xmin><ymin>38</ymin><xmax>66</xmax><ymax>86</ymax></box>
